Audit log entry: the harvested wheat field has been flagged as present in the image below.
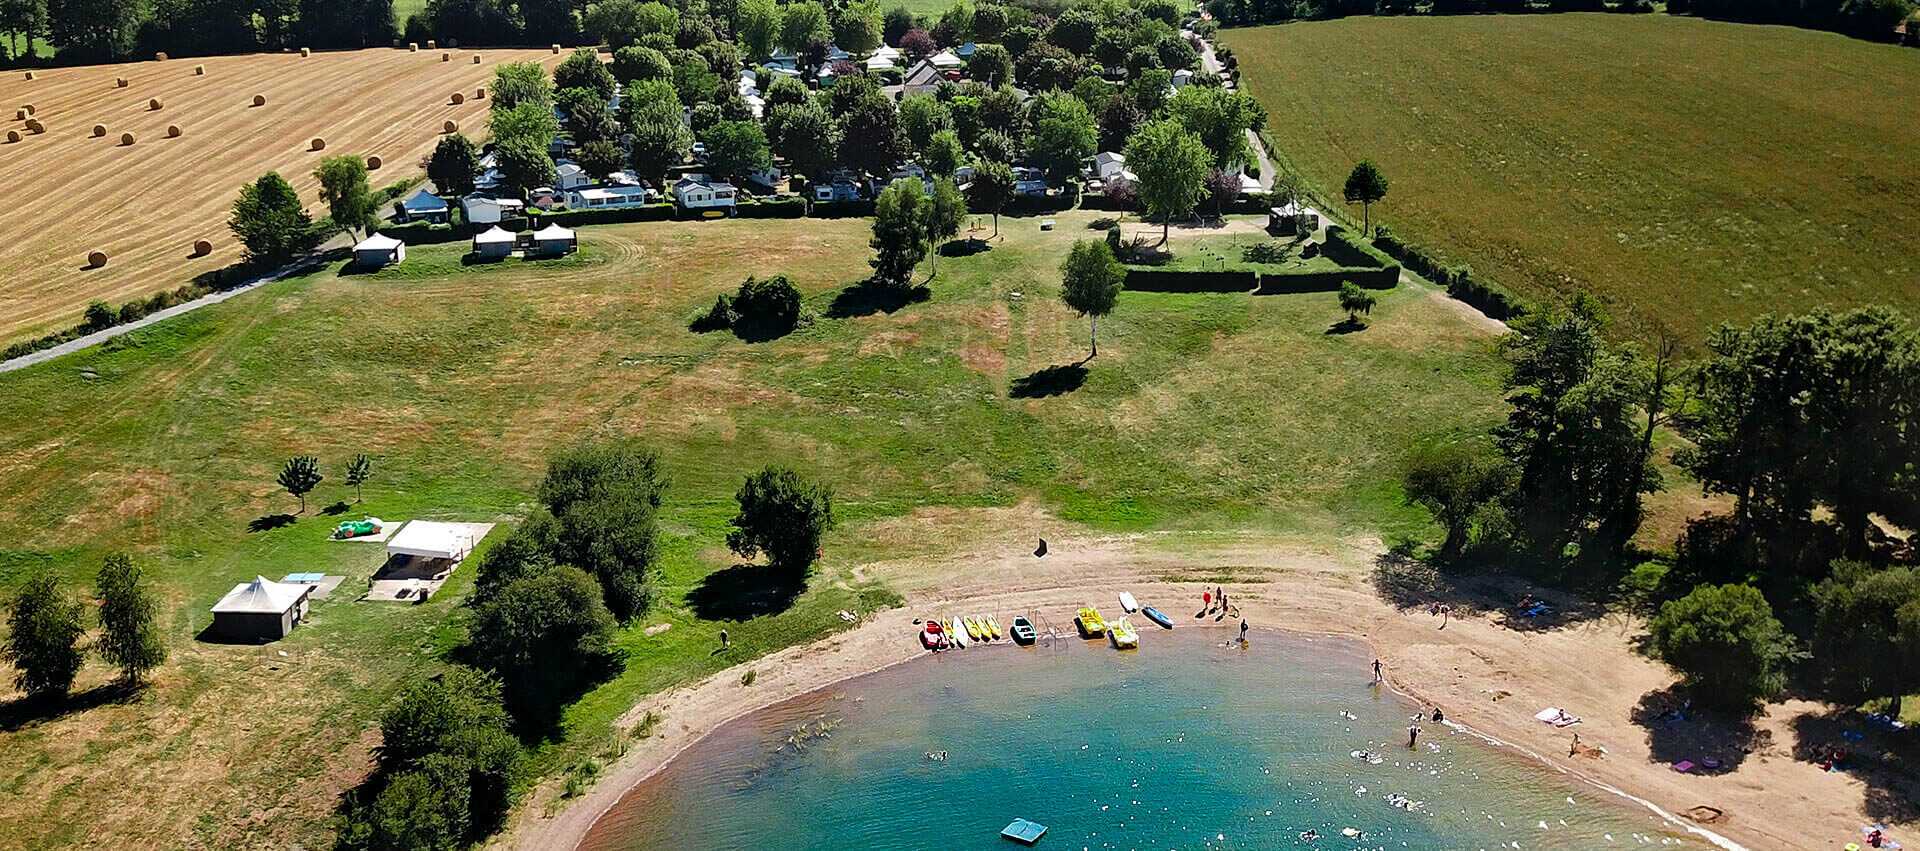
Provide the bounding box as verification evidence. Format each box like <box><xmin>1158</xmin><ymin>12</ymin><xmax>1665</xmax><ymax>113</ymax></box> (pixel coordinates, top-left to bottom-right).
<box><xmin>0</xmin><ymin>47</ymin><xmax>562</xmax><ymax>342</ymax></box>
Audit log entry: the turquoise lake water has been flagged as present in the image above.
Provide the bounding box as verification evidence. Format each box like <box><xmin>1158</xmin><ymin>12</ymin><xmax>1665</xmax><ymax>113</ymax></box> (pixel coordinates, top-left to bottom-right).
<box><xmin>580</xmin><ymin>626</ymin><xmax>1696</xmax><ymax>850</ymax></box>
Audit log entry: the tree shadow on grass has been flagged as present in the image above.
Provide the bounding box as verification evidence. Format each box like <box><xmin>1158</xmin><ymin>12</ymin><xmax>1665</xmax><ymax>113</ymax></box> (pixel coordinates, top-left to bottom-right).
<box><xmin>1326</xmin><ymin>317</ymin><xmax>1368</xmax><ymax>335</ymax></box>
<box><xmin>320</xmin><ymin>501</ymin><xmax>350</xmax><ymax>516</ymax></box>
<box><xmin>0</xmin><ymin>681</ymin><xmax>140</xmax><ymax>732</ymax></box>
<box><xmin>1789</xmin><ymin>708</ymin><xmax>1920</xmax><ymax>824</ymax></box>
<box><xmin>825</xmin><ymin>279</ymin><xmax>930</xmax><ymax>319</ymax></box>
<box><xmin>687</xmin><ymin>563</ymin><xmax>806</xmax><ymax>621</ymax></box>
<box><xmin>248</xmin><ymin>513</ymin><xmax>296</xmax><ymax>533</ymax></box>
<box><xmin>1630</xmin><ymin>686</ymin><xmax>1760</xmax><ymax>775</ymax></box>
<box><xmin>1368</xmin><ymin>551</ymin><xmax>1613</xmax><ymax>631</ymax></box>
<box><xmin>1009</xmin><ymin>363</ymin><xmax>1089</xmax><ymax>398</ymax></box>
<box><xmin>731</xmin><ymin>317</ymin><xmax>799</xmax><ymax>344</ymax></box>
<box><xmin>939</xmin><ymin>238</ymin><xmax>991</xmax><ymax>258</ymax></box>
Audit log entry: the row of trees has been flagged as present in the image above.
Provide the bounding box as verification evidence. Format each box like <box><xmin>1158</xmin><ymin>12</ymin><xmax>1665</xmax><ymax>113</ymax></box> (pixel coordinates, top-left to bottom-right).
<box><xmin>1202</xmin><ymin>0</ymin><xmax>1914</xmax><ymax>43</ymax></box>
<box><xmin>3</xmin><ymin>554</ymin><xmax>165</xmax><ymax>701</ymax></box>
<box><xmin>0</xmin><ymin>0</ymin><xmax>397</xmax><ymax>64</ymax></box>
<box><xmin>227</xmin><ymin>154</ymin><xmax>385</xmax><ymax>268</ymax></box>
<box><xmin>274</xmin><ymin>453</ymin><xmax>375</xmax><ymax>514</ymax></box>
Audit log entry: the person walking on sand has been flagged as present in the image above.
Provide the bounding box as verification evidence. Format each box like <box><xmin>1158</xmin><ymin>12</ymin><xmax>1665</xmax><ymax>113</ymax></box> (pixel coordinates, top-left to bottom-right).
<box><xmin>1570</xmin><ymin>733</ymin><xmax>1580</xmax><ymax>757</ymax></box>
<box><xmin>1239</xmin><ymin>619</ymin><xmax>1249</xmax><ymax>643</ymax></box>
<box><xmin>1372</xmin><ymin>659</ymin><xmax>1382</xmax><ymax>683</ymax></box>
<box><xmin>1203</xmin><ymin>589</ymin><xmax>1212</xmax><ymax>612</ymax></box>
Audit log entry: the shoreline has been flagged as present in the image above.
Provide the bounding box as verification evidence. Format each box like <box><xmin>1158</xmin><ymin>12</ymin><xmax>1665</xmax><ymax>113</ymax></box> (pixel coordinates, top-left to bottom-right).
<box><xmin>505</xmin><ymin>534</ymin><xmax>1876</xmax><ymax>851</ymax></box>
<box><xmin>511</xmin><ymin>581</ymin><xmax>1765</xmax><ymax>851</ymax></box>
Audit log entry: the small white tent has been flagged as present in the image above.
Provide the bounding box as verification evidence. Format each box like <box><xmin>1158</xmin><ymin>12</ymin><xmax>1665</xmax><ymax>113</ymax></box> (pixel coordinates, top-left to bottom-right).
<box><xmin>209</xmin><ymin>576</ymin><xmax>314</xmax><ymax>640</ymax></box>
<box><xmin>531</xmin><ymin>222</ymin><xmax>577</xmax><ymax>256</ymax></box>
<box><xmin>471</xmin><ymin>225</ymin><xmax>517</xmax><ymax>258</ymax></box>
<box><xmin>352</xmin><ymin>232</ymin><xmax>404</xmax><ymax>267</ymax></box>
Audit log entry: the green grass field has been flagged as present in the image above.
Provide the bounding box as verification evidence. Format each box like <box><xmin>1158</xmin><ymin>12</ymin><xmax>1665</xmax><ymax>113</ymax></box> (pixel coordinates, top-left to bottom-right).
<box><xmin>0</xmin><ymin>213</ymin><xmax>1506</xmax><ymax>847</ymax></box>
<box><xmin>1225</xmin><ymin>14</ymin><xmax>1920</xmax><ymax>341</ymax></box>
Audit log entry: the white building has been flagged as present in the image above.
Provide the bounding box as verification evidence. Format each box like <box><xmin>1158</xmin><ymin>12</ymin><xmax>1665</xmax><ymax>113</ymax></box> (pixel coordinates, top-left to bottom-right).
<box><xmin>929</xmin><ymin>49</ymin><xmax>964</xmax><ymax>71</ymax></box>
<box><xmin>208</xmin><ymin>576</ymin><xmax>314</xmax><ymax>641</ymax></box>
<box><xmin>555</xmin><ymin>161</ymin><xmax>592</xmax><ymax>190</ymax></box>
<box><xmin>387</xmin><ymin>520</ymin><xmax>477</xmax><ymax>562</ymax></box>
<box><xmin>471</xmin><ymin>225</ymin><xmax>518</xmax><ymax>258</ymax></box>
<box><xmin>673</xmin><ymin>174</ymin><xmax>738</xmax><ymax>213</ymax></box>
<box><xmin>568</xmin><ymin>184</ymin><xmax>656</xmax><ymax>209</ymax></box>
<box><xmin>1091</xmin><ymin>151</ymin><xmax>1137</xmax><ymax>188</ymax></box>
<box><xmin>351</xmin><ymin>232</ymin><xmax>405</xmax><ymax>267</ymax></box>
<box><xmin>461</xmin><ymin>194</ymin><xmax>524</xmax><ymax>225</ymax></box>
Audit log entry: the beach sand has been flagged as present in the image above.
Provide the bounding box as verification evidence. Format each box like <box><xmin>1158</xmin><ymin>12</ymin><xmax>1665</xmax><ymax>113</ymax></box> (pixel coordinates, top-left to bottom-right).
<box><xmin>503</xmin><ymin>522</ymin><xmax>1886</xmax><ymax>851</ymax></box>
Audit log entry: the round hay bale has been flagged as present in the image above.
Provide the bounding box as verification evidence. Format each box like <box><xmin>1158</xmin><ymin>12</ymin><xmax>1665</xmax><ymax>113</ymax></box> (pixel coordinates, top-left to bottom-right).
<box><xmin>300</xmin><ymin>47</ymin><xmax>311</xmax><ymax>57</ymax></box>
<box><xmin>155</xmin><ymin>51</ymin><xmax>168</xmax><ymax>61</ymax></box>
<box><xmin>120</xmin><ymin>132</ymin><xmax>135</xmax><ymax>145</ymax></box>
<box><xmin>366</xmin><ymin>154</ymin><xmax>383</xmax><ymax>169</ymax></box>
<box><xmin>192</xmin><ymin>239</ymin><xmax>212</xmax><ymax>256</ymax></box>
<box><xmin>408</xmin><ymin>42</ymin><xmax>419</xmax><ymax>52</ymax></box>
<box><xmin>23</xmin><ymin>71</ymin><xmax>33</xmax><ymax>80</ymax></box>
<box><xmin>25</xmin><ymin>119</ymin><xmax>43</xmax><ymax>133</ymax></box>
<box><xmin>194</xmin><ymin>64</ymin><xmax>205</xmax><ymax>75</ymax></box>
<box><xmin>22</xmin><ymin>103</ymin><xmax>33</xmax><ymax>115</ymax></box>
<box><xmin>472</xmin><ymin>54</ymin><xmax>481</xmax><ymax>64</ymax></box>
<box><xmin>12</xmin><ymin>108</ymin><xmax>22</xmax><ymax>120</ymax></box>
<box><xmin>251</xmin><ymin>93</ymin><xmax>266</xmax><ymax>106</ymax></box>
<box><xmin>166</xmin><ymin>124</ymin><xmax>182</xmax><ymax>137</ymax></box>
<box><xmin>450</xmin><ymin>91</ymin><xmax>464</xmax><ymax>105</ymax></box>
<box><xmin>4</xmin><ymin>130</ymin><xmax>18</xmax><ymax>143</ymax></box>
<box><xmin>551</xmin><ymin>44</ymin><xmax>561</xmax><ymax>54</ymax></box>
<box><xmin>92</xmin><ymin>124</ymin><xmax>106</xmax><ymax>137</ymax></box>
<box><xmin>442</xmin><ymin>119</ymin><xmax>458</xmax><ymax>133</ymax></box>
<box><xmin>441</xmin><ymin>52</ymin><xmax>450</xmax><ymax>62</ymax></box>
<box><xmin>115</xmin><ymin>77</ymin><xmax>128</xmax><ymax>87</ymax></box>
<box><xmin>427</xmin><ymin>39</ymin><xmax>437</xmax><ymax>49</ymax></box>
<box><xmin>87</xmin><ymin>251</ymin><xmax>107</xmax><ymax>268</ymax></box>
<box><xmin>309</xmin><ymin>136</ymin><xmax>325</xmax><ymax>151</ymax></box>
<box><xmin>148</xmin><ymin>97</ymin><xmax>163</xmax><ymax>110</ymax></box>
<box><xmin>476</xmin><ymin>87</ymin><xmax>486</xmax><ymax>99</ymax></box>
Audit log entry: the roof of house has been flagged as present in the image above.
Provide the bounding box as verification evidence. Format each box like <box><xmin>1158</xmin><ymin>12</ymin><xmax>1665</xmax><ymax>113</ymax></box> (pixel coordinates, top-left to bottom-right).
<box><xmin>210</xmin><ymin>575</ymin><xmax>309</xmax><ymax>614</ymax></box>
<box><xmin>472</xmin><ymin>225</ymin><xmax>518</xmax><ymax>244</ymax></box>
<box><xmin>533</xmin><ymin>223</ymin><xmax>576</xmax><ymax>240</ymax></box>
<box><xmin>401</xmin><ymin>188</ymin><xmax>448</xmax><ymax>212</ymax></box>
<box><xmin>903</xmin><ymin>59</ymin><xmax>943</xmax><ymax>87</ymax></box>
<box><xmin>957</xmin><ymin>42</ymin><xmax>977</xmax><ymax>56</ymax></box>
<box><xmin>463</xmin><ymin>193</ymin><xmax>524</xmax><ymax>208</ymax></box>
<box><xmin>387</xmin><ymin>520</ymin><xmax>475</xmax><ymax>560</ymax></box>
<box><xmin>865</xmin><ymin>53</ymin><xmax>897</xmax><ymax>70</ymax></box>
<box><xmin>557</xmin><ymin>161</ymin><xmax>585</xmax><ymax>177</ymax></box>
<box><xmin>353</xmin><ymin>233</ymin><xmax>404</xmax><ymax>251</ymax></box>
<box><xmin>675</xmin><ymin>175</ymin><xmax>735</xmax><ymax>191</ymax></box>
<box><xmin>929</xmin><ymin>49</ymin><xmax>963</xmax><ymax>69</ymax></box>
<box><xmin>873</xmin><ymin>45</ymin><xmax>901</xmax><ymax>59</ymax></box>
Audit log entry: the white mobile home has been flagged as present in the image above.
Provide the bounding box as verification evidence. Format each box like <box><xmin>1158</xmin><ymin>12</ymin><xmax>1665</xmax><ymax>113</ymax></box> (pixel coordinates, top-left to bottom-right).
<box><xmin>568</xmin><ymin>185</ymin><xmax>656</xmax><ymax>209</ymax></box>
<box><xmin>672</xmin><ymin>175</ymin><xmax>738</xmax><ymax>214</ymax></box>
<box><xmin>461</xmin><ymin>194</ymin><xmax>524</xmax><ymax>225</ymax></box>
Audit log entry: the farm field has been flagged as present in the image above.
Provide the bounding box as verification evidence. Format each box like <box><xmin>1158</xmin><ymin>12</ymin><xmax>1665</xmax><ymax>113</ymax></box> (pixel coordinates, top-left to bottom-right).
<box><xmin>0</xmin><ymin>213</ymin><xmax>1510</xmax><ymax>848</ymax></box>
<box><xmin>1225</xmin><ymin>14</ymin><xmax>1920</xmax><ymax>339</ymax></box>
<box><xmin>0</xmin><ymin>47</ymin><xmax>563</xmax><ymax>343</ymax></box>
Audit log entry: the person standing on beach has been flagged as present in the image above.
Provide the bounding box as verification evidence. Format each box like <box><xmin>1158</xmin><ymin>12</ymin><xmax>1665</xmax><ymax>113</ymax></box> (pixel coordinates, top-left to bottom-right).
<box><xmin>1570</xmin><ymin>733</ymin><xmax>1580</xmax><ymax>757</ymax></box>
<box><xmin>1372</xmin><ymin>659</ymin><xmax>1382</xmax><ymax>683</ymax></box>
<box><xmin>1407</xmin><ymin>725</ymin><xmax>1421</xmax><ymax>749</ymax></box>
<box><xmin>1239</xmin><ymin>619</ymin><xmax>1249</xmax><ymax>643</ymax></box>
<box><xmin>1203</xmin><ymin>589</ymin><xmax>1212</xmax><ymax>612</ymax></box>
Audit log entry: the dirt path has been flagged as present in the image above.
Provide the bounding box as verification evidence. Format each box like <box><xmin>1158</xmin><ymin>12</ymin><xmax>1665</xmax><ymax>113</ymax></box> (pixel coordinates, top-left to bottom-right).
<box><xmin>503</xmin><ymin>525</ymin><xmax>1872</xmax><ymax>851</ymax></box>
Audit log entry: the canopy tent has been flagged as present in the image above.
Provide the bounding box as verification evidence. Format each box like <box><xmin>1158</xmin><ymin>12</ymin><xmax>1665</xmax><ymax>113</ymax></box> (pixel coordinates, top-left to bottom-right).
<box><xmin>386</xmin><ymin>521</ymin><xmax>476</xmax><ymax>561</ymax></box>
<box><xmin>211</xmin><ymin>575</ymin><xmax>312</xmax><ymax>614</ymax></box>
<box><xmin>472</xmin><ymin>225</ymin><xmax>517</xmax><ymax>245</ymax></box>
<box><xmin>532</xmin><ymin>222</ymin><xmax>575</xmax><ymax>240</ymax></box>
<box><xmin>400</xmin><ymin>188</ymin><xmax>448</xmax><ymax>214</ymax></box>
<box><xmin>929</xmin><ymin>49</ymin><xmax>963</xmax><ymax>70</ymax></box>
<box><xmin>353</xmin><ymin>233</ymin><xmax>403</xmax><ymax>252</ymax></box>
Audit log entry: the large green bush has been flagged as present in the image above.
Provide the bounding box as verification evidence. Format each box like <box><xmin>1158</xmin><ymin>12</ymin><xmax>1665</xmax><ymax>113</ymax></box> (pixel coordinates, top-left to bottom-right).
<box><xmin>1647</xmin><ymin>583</ymin><xmax>1800</xmax><ymax>710</ymax></box>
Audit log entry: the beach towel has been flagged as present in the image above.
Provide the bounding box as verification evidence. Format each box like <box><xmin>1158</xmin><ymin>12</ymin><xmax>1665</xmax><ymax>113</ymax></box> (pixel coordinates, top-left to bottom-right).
<box><xmin>1862</xmin><ymin>825</ymin><xmax>1904</xmax><ymax>849</ymax></box>
<box><xmin>1672</xmin><ymin>760</ymin><xmax>1695</xmax><ymax>773</ymax></box>
<box><xmin>1534</xmin><ymin>707</ymin><xmax>1581</xmax><ymax>727</ymax></box>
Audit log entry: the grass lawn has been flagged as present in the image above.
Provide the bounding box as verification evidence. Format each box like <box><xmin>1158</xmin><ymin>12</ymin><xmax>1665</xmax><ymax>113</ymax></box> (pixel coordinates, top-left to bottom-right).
<box><xmin>0</xmin><ymin>212</ymin><xmax>1506</xmax><ymax>847</ymax></box>
<box><xmin>1225</xmin><ymin>14</ymin><xmax>1920</xmax><ymax>341</ymax></box>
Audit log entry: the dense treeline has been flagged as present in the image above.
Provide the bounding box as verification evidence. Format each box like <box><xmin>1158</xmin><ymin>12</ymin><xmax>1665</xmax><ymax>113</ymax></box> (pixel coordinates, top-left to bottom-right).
<box><xmin>1204</xmin><ymin>0</ymin><xmax>1916</xmax><ymax>44</ymax></box>
<box><xmin>1406</xmin><ymin>300</ymin><xmax>1920</xmax><ymax>712</ymax></box>
<box><xmin>0</xmin><ymin>0</ymin><xmax>400</xmax><ymax>64</ymax></box>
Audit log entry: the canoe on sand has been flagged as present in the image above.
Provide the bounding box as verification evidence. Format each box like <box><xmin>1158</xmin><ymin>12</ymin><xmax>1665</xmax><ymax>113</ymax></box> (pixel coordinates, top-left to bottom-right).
<box><xmin>1118</xmin><ymin>591</ymin><xmax>1139</xmax><ymax>612</ymax></box>
<box><xmin>1141</xmin><ymin>605</ymin><xmax>1173</xmax><ymax>629</ymax></box>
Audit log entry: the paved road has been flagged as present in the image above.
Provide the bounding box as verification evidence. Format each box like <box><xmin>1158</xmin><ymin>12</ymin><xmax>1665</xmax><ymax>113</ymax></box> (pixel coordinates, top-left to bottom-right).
<box><xmin>1198</xmin><ymin>36</ymin><xmax>1275</xmax><ymax>192</ymax></box>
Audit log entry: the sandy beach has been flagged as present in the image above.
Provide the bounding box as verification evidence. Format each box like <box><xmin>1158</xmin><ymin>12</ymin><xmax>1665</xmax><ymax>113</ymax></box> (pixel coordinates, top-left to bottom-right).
<box><xmin>504</xmin><ymin>523</ymin><xmax>1890</xmax><ymax>851</ymax></box>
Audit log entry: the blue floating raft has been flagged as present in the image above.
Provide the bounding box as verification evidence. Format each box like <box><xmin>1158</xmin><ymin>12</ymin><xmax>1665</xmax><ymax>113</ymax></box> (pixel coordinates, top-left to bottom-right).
<box><xmin>1001</xmin><ymin>818</ymin><xmax>1047</xmax><ymax>845</ymax></box>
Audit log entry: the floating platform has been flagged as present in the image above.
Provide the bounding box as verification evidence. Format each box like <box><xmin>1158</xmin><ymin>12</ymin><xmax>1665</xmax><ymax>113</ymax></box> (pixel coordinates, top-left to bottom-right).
<box><xmin>1001</xmin><ymin>818</ymin><xmax>1047</xmax><ymax>845</ymax></box>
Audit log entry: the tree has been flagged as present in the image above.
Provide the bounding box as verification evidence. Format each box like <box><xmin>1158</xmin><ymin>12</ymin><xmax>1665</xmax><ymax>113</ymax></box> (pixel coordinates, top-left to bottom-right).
<box><xmin>1098</xmin><ymin>96</ymin><xmax>1144</xmax><ymax>154</ymax></box>
<box><xmin>1647</xmin><ymin>583</ymin><xmax>1799</xmax><ymax>711</ymax></box>
<box><xmin>362</xmin><ymin>762</ymin><xmax>470</xmax><ymax>851</ymax></box>
<box><xmin>627</xmin><ymin>118</ymin><xmax>693</xmax><ymax>188</ymax></box>
<box><xmin>670</xmin><ymin>57</ymin><xmax>721</xmax><ymax>107</ymax></box>
<box><xmin>278</xmin><ymin>455</ymin><xmax>322</xmax><ymax>513</ymax></box>
<box><xmin>586</xmin><ymin>0</ymin><xmax>660</xmax><ymax>48</ymax></box>
<box><xmin>1402</xmin><ymin>442</ymin><xmax>1515</xmax><ymax>560</ymax></box>
<box><xmin>1812</xmin><ymin>562</ymin><xmax>1920</xmax><ymax>715</ymax></box>
<box><xmin>1125</xmin><ymin>119</ymin><xmax>1210</xmax><ymax>243</ymax></box>
<box><xmin>779</xmin><ymin>0</ymin><xmax>827</xmax><ymax>53</ymax></box>
<box><xmin>4</xmin><ymin>573</ymin><xmax>85</xmax><ymax>700</ymax></box>
<box><xmin>764</xmin><ymin>74</ymin><xmax>810</xmax><ymax>108</ymax></box>
<box><xmin>882</xmin><ymin>4</ymin><xmax>915</xmax><ymax>44</ymax></box>
<box><xmin>468</xmin><ymin>566</ymin><xmax>620</xmax><ymax>717</ymax></box>
<box><xmin>575</xmin><ymin>140</ymin><xmax>625</xmax><ymax>183</ymax></box>
<box><xmin>704</xmin><ymin>119</ymin><xmax>770</xmax><ymax>183</ymax></box>
<box><xmin>923</xmin><ymin>129</ymin><xmax>965</xmax><ymax>180</ymax></box>
<box><xmin>1343</xmin><ymin>159</ymin><xmax>1390</xmax><ymax>236</ymax></box>
<box><xmin>925</xmin><ymin>177</ymin><xmax>967</xmax><ymax>278</ymax></box>
<box><xmin>558</xmin><ymin>87</ymin><xmax>620</xmax><ymax>145</ymax></box>
<box><xmin>315</xmin><ymin>155</ymin><xmax>379</xmax><ymax>240</ymax></box>
<box><xmin>836</xmin><ymin>90</ymin><xmax>904</xmax><ymax>177</ymax></box>
<box><xmin>493</xmin><ymin>136</ymin><xmax>557</xmax><ymax>199</ymax></box>
<box><xmin>833</xmin><ymin>0</ymin><xmax>881</xmax><ymax>53</ymax></box>
<box><xmin>897</xmin><ymin>93</ymin><xmax>952</xmax><ymax>156</ymax></box>
<box><xmin>1167</xmin><ymin>85</ymin><xmax>1264</xmax><ymax>170</ymax></box>
<box><xmin>537</xmin><ymin>440</ymin><xmax>668</xmax><ymax>619</ymax></box>
<box><xmin>344</xmin><ymin>453</ymin><xmax>373</xmax><ymax>502</ymax></box>
<box><xmin>427</xmin><ymin>134</ymin><xmax>480</xmax><ymax>197</ymax></box>
<box><xmin>1060</xmin><ymin>239</ymin><xmax>1124</xmax><ymax>358</ymax></box>
<box><xmin>1025</xmin><ymin>94</ymin><xmax>1097</xmax><ymax>187</ymax></box>
<box><xmin>378</xmin><ymin>666</ymin><xmax>512</xmax><ymax>770</ymax></box>
<box><xmin>731</xmin><ymin>275</ymin><xmax>803</xmax><ymax>336</ymax></box>
<box><xmin>94</xmin><ymin>553</ymin><xmax>165</xmax><ymax>686</ymax></box>
<box><xmin>488</xmin><ymin>99</ymin><xmax>561</xmax><ymax>148</ymax></box>
<box><xmin>898</xmin><ymin>26</ymin><xmax>935</xmax><ymax>58</ymax></box>
<box><xmin>1204</xmin><ymin>167</ymin><xmax>1241</xmax><ymax>218</ymax></box>
<box><xmin>736</xmin><ymin>0</ymin><xmax>779</xmax><ymax>60</ymax></box>
<box><xmin>968</xmin><ymin>43</ymin><xmax>1012</xmax><ymax>87</ymax></box>
<box><xmin>1337</xmin><ymin>281</ymin><xmax>1376</xmax><ymax>322</ymax></box>
<box><xmin>611</xmin><ymin>45</ymin><xmax>672</xmax><ymax>83</ymax></box>
<box><xmin>870</xmin><ymin>179</ymin><xmax>929</xmax><ymax>288</ymax></box>
<box><xmin>554</xmin><ymin>48</ymin><xmax>616</xmax><ymax>101</ymax></box>
<box><xmin>229</xmin><ymin>172</ymin><xmax>314</xmax><ymax>265</ymax></box>
<box><xmin>967</xmin><ymin>160</ymin><xmax>1015</xmax><ymax>238</ymax></box>
<box><xmin>726</xmin><ymin>466</ymin><xmax>836</xmax><ymax>575</ymax></box>
<box><xmin>490</xmin><ymin>61</ymin><xmax>552</xmax><ymax>113</ymax></box>
<box><xmin>766</xmin><ymin>101</ymin><xmax>837</xmax><ymax>182</ymax></box>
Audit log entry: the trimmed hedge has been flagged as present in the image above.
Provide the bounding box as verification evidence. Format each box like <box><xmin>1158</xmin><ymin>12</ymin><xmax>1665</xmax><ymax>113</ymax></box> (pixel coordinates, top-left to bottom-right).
<box><xmin>1255</xmin><ymin>266</ymin><xmax>1398</xmax><ymax>294</ymax></box>
<box><xmin>812</xmin><ymin>199</ymin><xmax>877</xmax><ymax>218</ymax></box>
<box><xmin>737</xmin><ymin>198</ymin><xmax>807</xmax><ymax>218</ymax></box>
<box><xmin>1321</xmin><ymin>224</ymin><xmax>1399</xmax><ymax>269</ymax></box>
<box><xmin>1372</xmin><ymin>226</ymin><xmax>1530</xmax><ymax>320</ymax></box>
<box><xmin>382</xmin><ymin>222</ymin><xmax>473</xmax><ymax>246</ymax></box>
<box><xmin>1124</xmin><ymin>269</ymin><xmax>1258</xmax><ymax>293</ymax></box>
<box><xmin>528</xmin><ymin>204</ymin><xmax>676</xmax><ymax>226</ymax></box>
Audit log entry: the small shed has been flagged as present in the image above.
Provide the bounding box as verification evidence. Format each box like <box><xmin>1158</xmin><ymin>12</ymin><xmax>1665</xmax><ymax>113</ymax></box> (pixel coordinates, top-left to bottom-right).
<box><xmin>209</xmin><ymin>576</ymin><xmax>315</xmax><ymax>641</ymax></box>
<box><xmin>387</xmin><ymin>520</ymin><xmax>477</xmax><ymax>562</ymax></box>
<box><xmin>531</xmin><ymin>222</ymin><xmax>577</xmax><ymax>256</ymax></box>
<box><xmin>351</xmin><ymin>232</ymin><xmax>405</xmax><ymax>267</ymax></box>
<box><xmin>471</xmin><ymin>225</ymin><xmax>518</xmax><ymax>258</ymax></box>
<box><xmin>398</xmin><ymin>188</ymin><xmax>450</xmax><ymax>223</ymax></box>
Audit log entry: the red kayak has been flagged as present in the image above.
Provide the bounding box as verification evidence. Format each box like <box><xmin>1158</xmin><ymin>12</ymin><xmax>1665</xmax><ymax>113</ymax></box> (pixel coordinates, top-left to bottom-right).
<box><xmin>921</xmin><ymin>621</ymin><xmax>949</xmax><ymax>650</ymax></box>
